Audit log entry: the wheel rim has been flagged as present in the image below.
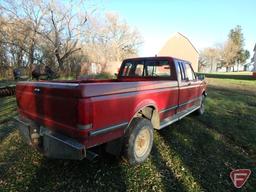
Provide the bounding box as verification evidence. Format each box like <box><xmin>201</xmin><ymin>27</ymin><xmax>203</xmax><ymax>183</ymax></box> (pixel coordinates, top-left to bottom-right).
<box><xmin>134</xmin><ymin>128</ymin><xmax>150</xmax><ymax>158</ymax></box>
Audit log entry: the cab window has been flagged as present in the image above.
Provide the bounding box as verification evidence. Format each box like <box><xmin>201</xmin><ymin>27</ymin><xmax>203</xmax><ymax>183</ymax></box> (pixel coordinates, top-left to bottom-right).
<box><xmin>134</xmin><ymin>63</ymin><xmax>144</xmax><ymax>76</ymax></box>
<box><xmin>120</xmin><ymin>59</ymin><xmax>175</xmax><ymax>80</ymax></box>
<box><xmin>122</xmin><ymin>62</ymin><xmax>133</xmax><ymax>76</ymax></box>
<box><xmin>145</xmin><ymin>60</ymin><xmax>171</xmax><ymax>77</ymax></box>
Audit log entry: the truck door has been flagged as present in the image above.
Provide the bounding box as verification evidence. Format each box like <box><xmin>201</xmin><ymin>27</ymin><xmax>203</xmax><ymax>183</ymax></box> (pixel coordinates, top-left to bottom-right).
<box><xmin>177</xmin><ymin>61</ymin><xmax>201</xmax><ymax>113</ymax></box>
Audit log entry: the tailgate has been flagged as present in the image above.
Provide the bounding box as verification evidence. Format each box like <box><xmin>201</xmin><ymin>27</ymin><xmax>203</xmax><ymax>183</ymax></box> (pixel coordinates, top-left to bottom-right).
<box><xmin>16</xmin><ymin>81</ymin><xmax>81</xmax><ymax>133</ymax></box>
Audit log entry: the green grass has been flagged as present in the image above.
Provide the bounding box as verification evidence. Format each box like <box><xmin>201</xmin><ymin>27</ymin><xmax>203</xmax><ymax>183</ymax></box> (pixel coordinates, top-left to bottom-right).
<box><xmin>0</xmin><ymin>78</ymin><xmax>256</xmax><ymax>191</ymax></box>
<box><xmin>0</xmin><ymin>80</ymin><xmax>16</xmax><ymax>88</ymax></box>
<box><xmin>0</xmin><ymin>96</ymin><xmax>17</xmax><ymax>124</ymax></box>
<box><xmin>204</xmin><ymin>71</ymin><xmax>252</xmax><ymax>75</ymax></box>
<box><xmin>198</xmin><ymin>71</ymin><xmax>255</xmax><ymax>81</ymax></box>
<box><xmin>207</xmin><ymin>78</ymin><xmax>256</xmax><ymax>96</ymax></box>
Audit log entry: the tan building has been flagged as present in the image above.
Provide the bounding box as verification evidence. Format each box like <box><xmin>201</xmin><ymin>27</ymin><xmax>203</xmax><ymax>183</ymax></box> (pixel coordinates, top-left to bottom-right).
<box><xmin>158</xmin><ymin>32</ymin><xmax>199</xmax><ymax>72</ymax></box>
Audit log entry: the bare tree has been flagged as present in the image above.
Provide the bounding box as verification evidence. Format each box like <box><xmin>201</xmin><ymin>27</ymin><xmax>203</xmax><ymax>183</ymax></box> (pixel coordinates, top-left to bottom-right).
<box><xmin>0</xmin><ymin>0</ymin><xmax>88</xmax><ymax>73</ymax></box>
<box><xmin>0</xmin><ymin>1</ymin><xmax>142</xmax><ymax>78</ymax></box>
<box><xmin>200</xmin><ymin>47</ymin><xmax>221</xmax><ymax>72</ymax></box>
<box><xmin>37</xmin><ymin>1</ymin><xmax>88</xmax><ymax>71</ymax></box>
<box><xmin>221</xmin><ymin>39</ymin><xmax>239</xmax><ymax>72</ymax></box>
<box><xmin>83</xmin><ymin>13</ymin><xmax>143</xmax><ymax>63</ymax></box>
<box><xmin>200</xmin><ymin>39</ymin><xmax>241</xmax><ymax>72</ymax></box>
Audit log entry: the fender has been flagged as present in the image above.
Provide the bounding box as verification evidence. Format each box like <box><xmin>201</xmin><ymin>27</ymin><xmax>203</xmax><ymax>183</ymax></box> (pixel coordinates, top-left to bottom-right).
<box><xmin>125</xmin><ymin>99</ymin><xmax>160</xmax><ymax>132</ymax></box>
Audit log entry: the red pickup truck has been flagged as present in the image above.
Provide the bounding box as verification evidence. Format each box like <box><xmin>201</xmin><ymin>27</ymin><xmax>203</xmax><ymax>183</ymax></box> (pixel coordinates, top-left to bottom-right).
<box><xmin>15</xmin><ymin>57</ymin><xmax>207</xmax><ymax>165</ymax></box>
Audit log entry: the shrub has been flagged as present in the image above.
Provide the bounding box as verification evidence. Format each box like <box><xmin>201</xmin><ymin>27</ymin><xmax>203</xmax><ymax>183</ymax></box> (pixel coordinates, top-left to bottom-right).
<box><xmin>79</xmin><ymin>72</ymin><xmax>115</xmax><ymax>80</ymax></box>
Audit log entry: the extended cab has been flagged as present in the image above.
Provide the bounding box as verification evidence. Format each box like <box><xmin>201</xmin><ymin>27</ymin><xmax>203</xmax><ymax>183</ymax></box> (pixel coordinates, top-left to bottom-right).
<box><xmin>15</xmin><ymin>57</ymin><xmax>207</xmax><ymax>164</ymax></box>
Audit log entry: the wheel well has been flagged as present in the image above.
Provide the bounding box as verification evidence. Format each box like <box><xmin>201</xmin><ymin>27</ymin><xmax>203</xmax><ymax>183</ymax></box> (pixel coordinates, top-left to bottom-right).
<box><xmin>107</xmin><ymin>106</ymin><xmax>159</xmax><ymax>156</ymax></box>
<box><xmin>130</xmin><ymin>106</ymin><xmax>160</xmax><ymax>130</ymax></box>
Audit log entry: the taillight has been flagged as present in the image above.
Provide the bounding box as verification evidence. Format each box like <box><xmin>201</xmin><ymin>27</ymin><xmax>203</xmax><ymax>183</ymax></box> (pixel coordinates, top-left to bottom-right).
<box><xmin>77</xmin><ymin>99</ymin><xmax>93</xmax><ymax>130</ymax></box>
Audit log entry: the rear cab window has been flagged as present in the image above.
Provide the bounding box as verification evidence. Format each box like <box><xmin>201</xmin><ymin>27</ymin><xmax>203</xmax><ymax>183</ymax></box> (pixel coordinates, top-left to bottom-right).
<box><xmin>145</xmin><ymin>60</ymin><xmax>171</xmax><ymax>77</ymax></box>
<box><xmin>119</xmin><ymin>58</ymin><xmax>176</xmax><ymax>80</ymax></box>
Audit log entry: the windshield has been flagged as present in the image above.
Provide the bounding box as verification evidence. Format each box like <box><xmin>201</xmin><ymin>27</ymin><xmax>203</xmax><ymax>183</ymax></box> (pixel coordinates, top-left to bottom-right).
<box><xmin>120</xmin><ymin>59</ymin><xmax>175</xmax><ymax>79</ymax></box>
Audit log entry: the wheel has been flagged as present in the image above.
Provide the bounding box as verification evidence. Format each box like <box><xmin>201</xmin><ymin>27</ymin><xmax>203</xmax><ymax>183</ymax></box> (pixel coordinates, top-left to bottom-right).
<box><xmin>124</xmin><ymin>118</ymin><xmax>153</xmax><ymax>165</ymax></box>
<box><xmin>196</xmin><ymin>95</ymin><xmax>205</xmax><ymax>115</ymax></box>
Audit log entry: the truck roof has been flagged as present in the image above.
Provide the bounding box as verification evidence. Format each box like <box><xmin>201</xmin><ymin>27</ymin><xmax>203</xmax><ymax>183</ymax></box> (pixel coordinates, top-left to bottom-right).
<box><xmin>123</xmin><ymin>56</ymin><xmax>190</xmax><ymax>63</ymax></box>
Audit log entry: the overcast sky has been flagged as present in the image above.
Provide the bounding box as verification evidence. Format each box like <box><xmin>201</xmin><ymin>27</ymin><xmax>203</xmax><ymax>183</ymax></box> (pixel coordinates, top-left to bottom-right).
<box><xmin>99</xmin><ymin>0</ymin><xmax>255</xmax><ymax>57</ymax></box>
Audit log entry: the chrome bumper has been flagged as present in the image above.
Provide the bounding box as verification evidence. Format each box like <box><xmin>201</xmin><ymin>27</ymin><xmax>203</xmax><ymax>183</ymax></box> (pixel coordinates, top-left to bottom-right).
<box><xmin>13</xmin><ymin>117</ymin><xmax>86</xmax><ymax>160</ymax></box>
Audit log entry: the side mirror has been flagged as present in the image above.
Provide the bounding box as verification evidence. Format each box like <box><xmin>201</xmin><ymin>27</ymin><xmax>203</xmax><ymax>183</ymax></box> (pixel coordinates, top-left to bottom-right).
<box><xmin>197</xmin><ymin>74</ymin><xmax>205</xmax><ymax>80</ymax></box>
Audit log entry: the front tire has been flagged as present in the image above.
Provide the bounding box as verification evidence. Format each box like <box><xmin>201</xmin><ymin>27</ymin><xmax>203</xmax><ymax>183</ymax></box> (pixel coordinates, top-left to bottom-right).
<box><xmin>124</xmin><ymin>118</ymin><xmax>153</xmax><ymax>165</ymax></box>
<box><xmin>196</xmin><ymin>95</ymin><xmax>205</xmax><ymax>115</ymax></box>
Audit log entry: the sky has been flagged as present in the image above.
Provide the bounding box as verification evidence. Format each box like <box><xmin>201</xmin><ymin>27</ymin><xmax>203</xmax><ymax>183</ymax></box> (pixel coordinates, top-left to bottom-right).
<box><xmin>98</xmin><ymin>0</ymin><xmax>256</xmax><ymax>57</ymax></box>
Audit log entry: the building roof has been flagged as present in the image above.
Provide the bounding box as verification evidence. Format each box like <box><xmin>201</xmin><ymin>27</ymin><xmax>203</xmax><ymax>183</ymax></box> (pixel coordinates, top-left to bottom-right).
<box><xmin>177</xmin><ymin>32</ymin><xmax>199</xmax><ymax>54</ymax></box>
<box><xmin>124</xmin><ymin>56</ymin><xmax>190</xmax><ymax>62</ymax></box>
<box><xmin>160</xmin><ymin>32</ymin><xmax>199</xmax><ymax>54</ymax></box>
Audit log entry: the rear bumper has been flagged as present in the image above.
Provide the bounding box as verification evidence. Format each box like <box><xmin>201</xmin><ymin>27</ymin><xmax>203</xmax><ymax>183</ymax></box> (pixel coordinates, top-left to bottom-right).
<box><xmin>13</xmin><ymin>116</ymin><xmax>86</xmax><ymax>160</ymax></box>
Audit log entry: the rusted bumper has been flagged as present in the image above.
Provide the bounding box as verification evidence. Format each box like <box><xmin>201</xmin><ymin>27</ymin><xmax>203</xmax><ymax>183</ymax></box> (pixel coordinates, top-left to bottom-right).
<box><xmin>13</xmin><ymin>116</ymin><xmax>86</xmax><ymax>160</ymax></box>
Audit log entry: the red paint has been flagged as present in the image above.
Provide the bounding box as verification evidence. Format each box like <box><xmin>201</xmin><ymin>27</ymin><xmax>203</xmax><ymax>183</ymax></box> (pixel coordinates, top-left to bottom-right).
<box><xmin>16</xmin><ymin>57</ymin><xmax>206</xmax><ymax>149</ymax></box>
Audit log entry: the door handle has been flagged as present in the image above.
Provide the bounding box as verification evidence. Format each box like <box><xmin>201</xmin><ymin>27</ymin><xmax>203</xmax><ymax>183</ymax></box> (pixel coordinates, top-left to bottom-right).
<box><xmin>187</xmin><ymin>82</ymin><xmax>191</xmax><ymax>86</ymax></box>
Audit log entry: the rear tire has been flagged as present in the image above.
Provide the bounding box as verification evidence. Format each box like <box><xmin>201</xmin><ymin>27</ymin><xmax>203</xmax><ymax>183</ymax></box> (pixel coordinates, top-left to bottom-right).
<box><xmin>124</xmin><ymin>118</ymin><xmax>153</xmax><ymax>165</ymax></box>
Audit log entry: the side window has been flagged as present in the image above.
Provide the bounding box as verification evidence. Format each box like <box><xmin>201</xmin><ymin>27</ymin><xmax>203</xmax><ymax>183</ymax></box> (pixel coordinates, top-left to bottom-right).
<box><xmin>178</xmin><ymin>61</ymin><xmax>185</xmax><ymax>80</ymax></box>
<box><xmin>183</xmin><ymin>63</ymin><xmax>195</xmax><ymax>81</ymax></box>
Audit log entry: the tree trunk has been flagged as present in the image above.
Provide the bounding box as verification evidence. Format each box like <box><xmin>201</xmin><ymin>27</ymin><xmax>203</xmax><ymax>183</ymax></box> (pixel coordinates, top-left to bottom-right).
<box><xmin>17</xmin><ymin>48</ymin><xmax>23</xmax><ymax>67</ymax></box>
<box><xmin>55</xmin><ymin>51</ymin><xmax>64</xmax><ymax>71</ymax></box>
<box><xmin>210</xmin><ymin>59</ymin><xmax>213</xmax><ymax>72</ymax></box>
<box><xmin>29</xmin><ymin>43</ymin><xmax>34</xmax><ymax>70</ymax></box>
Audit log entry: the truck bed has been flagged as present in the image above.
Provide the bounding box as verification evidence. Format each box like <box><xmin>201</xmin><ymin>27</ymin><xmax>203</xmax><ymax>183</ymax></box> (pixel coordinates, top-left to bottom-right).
<box><xmin>16</xmin><ymin>79</ymin><xmax>179</xmax><ymax>145</ymax></box>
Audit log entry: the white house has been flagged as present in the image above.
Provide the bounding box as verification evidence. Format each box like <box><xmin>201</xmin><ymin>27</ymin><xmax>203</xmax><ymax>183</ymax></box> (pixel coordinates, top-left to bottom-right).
<box><xmin>252</xmin><ymin>43</ymin><xmax>256</xmax><ymax>77</ymax></box>
<box><xmin>252</xmin><ymin>43</ymin><xmax>256</xmax><ymax>70</ymax></box>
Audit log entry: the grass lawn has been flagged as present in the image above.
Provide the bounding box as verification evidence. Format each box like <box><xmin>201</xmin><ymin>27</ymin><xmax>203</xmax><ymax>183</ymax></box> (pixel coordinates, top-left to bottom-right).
<box><xmin>198</xmin><ymin>71</ymin><xmax>255</xmax><ymax>81</ymax></box>
<box><xmin>0</xmin><ymin>81</ymin><xmax>16</xmax><ymax>88</ymax></box>
<box><xmin>204</xmin><ymin>71</ymin><xmax>253</xmax><ymax>75</ymax></box>
<box><xmin>0</xmin><ymin>77</ymin><xmax>255</xmax><ymax>191</ymax></box>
